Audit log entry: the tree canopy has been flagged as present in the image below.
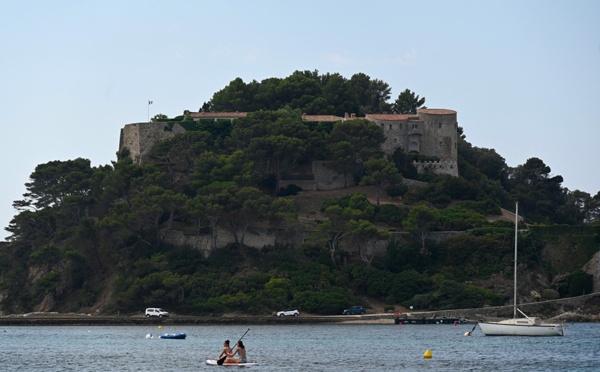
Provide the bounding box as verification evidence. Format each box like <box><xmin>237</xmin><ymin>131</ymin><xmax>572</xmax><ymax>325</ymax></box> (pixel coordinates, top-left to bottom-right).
<box><xmin>393</xmin><ymin>89</ymin><xmax>426</xmax><ymax>114</ymax></box>
<box><xmin>1</xmin><ymin>70</ymin><xmax>598</xmax><ymax>319</ymax></box>
<box><xmin>205</xmin><ymin>71</ymin><xmax>406</xmax><ymax>117</ymax></box>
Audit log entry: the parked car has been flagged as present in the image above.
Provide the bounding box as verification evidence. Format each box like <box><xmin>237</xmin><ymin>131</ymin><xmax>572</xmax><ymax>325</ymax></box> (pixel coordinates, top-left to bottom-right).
<box><xmin>343</xmin><ymin>306</ymin><xmax>366</xmax><ymax>315</ymax></box>
<box><xmin>277</xmin><ymin>309</ymin><xmax>300</xmax><ymax>317</ymax></box>
<box><xmin>145</xmin><ymin>308</ymin><xmax>169</xmax><ymax>317</ymax></box>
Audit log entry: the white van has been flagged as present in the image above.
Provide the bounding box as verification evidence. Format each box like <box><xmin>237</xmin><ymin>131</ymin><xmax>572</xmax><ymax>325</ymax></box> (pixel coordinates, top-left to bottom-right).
<box><xmin>145</xmin><ymin>308</ymin><xmax>169</xmax><ymax>317</ymax></box>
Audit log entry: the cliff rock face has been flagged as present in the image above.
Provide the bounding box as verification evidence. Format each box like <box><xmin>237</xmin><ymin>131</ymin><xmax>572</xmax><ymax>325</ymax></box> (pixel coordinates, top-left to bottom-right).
<box><xmin>539</xmin><ymin>226</ymin><xmax>600</xmax><ymax>274</ymax></box>
<box><xmin>163</xmin><ymin>227</ymin><xmax>312</xmax><ymax>257</ymax></box>
<box><xmin>583</xmin><ymin>251</ymin><xmax>600</xmax><ymax>293</ymax></box>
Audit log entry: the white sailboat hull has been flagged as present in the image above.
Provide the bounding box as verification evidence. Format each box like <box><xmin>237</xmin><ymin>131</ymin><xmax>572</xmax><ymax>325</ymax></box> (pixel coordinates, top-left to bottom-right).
<box><xmin>479</xmin><ymin>321</ymin><xmax>564</xmax><ymax>336</ymax></box>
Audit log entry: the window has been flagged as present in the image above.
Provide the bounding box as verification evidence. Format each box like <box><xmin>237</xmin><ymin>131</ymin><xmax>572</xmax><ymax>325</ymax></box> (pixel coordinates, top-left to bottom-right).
<box><xmin>410</xmin><ymin>141</ymin><xmax>418</xmax><ymax>148</ymax></box>
<box><xmin>389</xmin><ymin>124</ymin><xmax>392</xmax><ymax>130</ymax></box>
<box><xmin>381</xmin><ymin>124</ymin><xmax>384</xmax><ymax>129</ymax></box>
<box><xmin>439</xmin><ymin>123</ymin><xmax>442</xmax><ymax>128</ymax></box>
<box><xmin>394</xmin><ymin>138</ymin><xmax>397</xmax><ymax>143</ymax></box>
<box><xmin>412</xmin><ymin>124</ymin><xmax>418</xmax><ymax>130</ymax></box>
<box><xmin>439</xmin><ymin>142</ymin><xmax>442</xmax><ymax>148</ymax></box>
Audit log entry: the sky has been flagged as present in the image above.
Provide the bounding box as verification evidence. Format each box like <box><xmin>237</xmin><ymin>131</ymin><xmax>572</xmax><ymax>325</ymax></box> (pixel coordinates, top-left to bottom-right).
<box><xmin>1</xmin><ymin>0</ymin><xmax>599</xmax><ymax>241</ymax></box>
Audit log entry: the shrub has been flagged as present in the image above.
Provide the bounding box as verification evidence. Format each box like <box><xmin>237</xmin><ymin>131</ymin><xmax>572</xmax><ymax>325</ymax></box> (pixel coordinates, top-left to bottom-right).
<box><xmin>374</xmin><ymin>204</ymin><xmax>409</xmax><ymax>225</ymax></box>
<box><xmin>321</xmin><ymin>193</ymin><xmax>362</xmax><ymax>211</ymax></box>
<box><xmin>34</xmin><ymin>271</ymin><xmax>61</xmax><ymax>295</ymax></box>
<box><xmin>542</xmin><ymin>288</ymin><xmax>560</xmax><ymax>299</ymax></box>
<box><xmin>291</xmin><ymin>289</ymin><xmax>351</xmax><ymax>314</ymax></box>
<box><xmin>386</xmin><ymin>184</ymin><xmax>408</xmax><ymax>198</ymax></box>
<box><xmin>568</xmin><ymin>270</ymin><xmax>593</xmax><ymax>296</ymax></box>
<box><xmin>405</xmin><ymin>293</ymin><xmax>433</xmax><ymax>310</ymax></box>
<box><xmin>29</xmin><ymin>244</ymin><xmax>62</xmax><ymax>265</ymax></box>
<box><xmin>279</xmin><ymin>184</ymin><xmax>303</xmax><ymax>196</ymax></box>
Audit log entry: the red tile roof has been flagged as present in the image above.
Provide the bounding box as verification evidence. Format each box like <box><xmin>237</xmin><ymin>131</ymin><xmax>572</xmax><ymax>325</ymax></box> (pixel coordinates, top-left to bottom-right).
<box><xmin>366</xmin><ymin>114</ymin><xmax>416</xmax><ymax>121</ymax></box>
<box><xmin>188</xmin><ymin>112</ymin><xmax>248</xmax><ymax>119</ymax></box>
<box><xmin>184</xmin><ymin>109</ymin><xmax>455</xmax><ymax>121</ymax></box>
<box><xmin>417</xmin><ymin>109</ymin><xmax>456</xmax><ymax>115</ymax></box>
<box><xmin>301</xmin><ymin>115</ymin><xmax>344</xmax><ymax>121</ymax></box>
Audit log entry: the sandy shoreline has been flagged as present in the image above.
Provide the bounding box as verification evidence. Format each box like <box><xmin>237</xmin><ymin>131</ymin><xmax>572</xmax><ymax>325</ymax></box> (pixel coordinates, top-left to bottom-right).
<box><xmin>2</xmin><ymin>306</ymin><xmax>596</xmax><ymax>326</ymax></box>
<box><xmin>0</xmin><ymin>313</ymin><xmax>402</xmax><ymax>326</ymax></box>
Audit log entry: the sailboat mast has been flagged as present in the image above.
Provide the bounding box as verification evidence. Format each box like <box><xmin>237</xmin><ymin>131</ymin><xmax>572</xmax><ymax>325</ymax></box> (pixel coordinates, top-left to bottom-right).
<box><xmin>514</xmin><ymin>202</ymin><xmax>518</xmax><ymax>319</ymax></box>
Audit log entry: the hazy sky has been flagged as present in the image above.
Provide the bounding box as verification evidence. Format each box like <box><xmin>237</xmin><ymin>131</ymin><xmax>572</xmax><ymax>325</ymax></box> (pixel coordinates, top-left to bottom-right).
<box><xmin>1</xmin><ymin>0</ymin><xmax>599</xmax><ymax>241</ymax></box>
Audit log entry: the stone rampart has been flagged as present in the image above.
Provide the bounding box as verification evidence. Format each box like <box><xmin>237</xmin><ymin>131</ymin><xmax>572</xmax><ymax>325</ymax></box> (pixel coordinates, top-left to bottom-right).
<box><xmin>119</xmin><ymin>108</ymin><xmax>459</xmax><ymax>177</ymax></box>
<box><xmin>413</xmin><ymin>160</ymin><xmax>459</xmax><ymax>177</ymax></box>
<box><xmin>119</xmin><ymin>122</ymin><xmax>186</xmax><ymax>164</ymax></box>
<box><xmin>422</xmin><ymin>292</ymin><xmax>600</xmax><ymax>321</ymax></box>
<box><xmin>279</xmin><ymin>180</ymin><xmax>317</xmax><ymax>191</ymax></box>
<box><xmin>164</xmin><ymin>227</ymin><xmax>312</xmax><ymax>257</ymax></box>
<box><xmin>402</xmin><ymin>178</ymin><xmax>428</xmax><ymax>188</ymax></box>
<box><xmin>312</xmin><ymin>161</ymin><xmax>356</xmax><ymax>190</ymax></box>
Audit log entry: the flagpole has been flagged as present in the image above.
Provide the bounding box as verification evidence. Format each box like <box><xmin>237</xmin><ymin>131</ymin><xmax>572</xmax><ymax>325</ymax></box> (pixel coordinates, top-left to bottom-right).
<box><xmin>147</xmin><ymin>100</ymin><xmax>150</xmax><ymax>121</ymax></box>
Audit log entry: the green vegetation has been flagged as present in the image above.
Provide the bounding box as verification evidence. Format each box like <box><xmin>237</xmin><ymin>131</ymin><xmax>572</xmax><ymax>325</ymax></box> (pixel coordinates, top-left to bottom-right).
<box><xmin>1</xmin><ymin>71</ymin><xmax>599</xmax><ymax>316</ymax></box>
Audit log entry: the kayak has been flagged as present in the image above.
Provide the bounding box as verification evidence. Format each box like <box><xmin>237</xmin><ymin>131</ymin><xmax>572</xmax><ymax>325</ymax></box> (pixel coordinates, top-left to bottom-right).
<box><xmin>159</xmin><ymin>333</ymin><xmax>186</xmax><ymax>339</ymax></box>
<box><xmin>205</xmin><ymin>359</ymin><xmax>259</xmax><ymax>367</ymax></box>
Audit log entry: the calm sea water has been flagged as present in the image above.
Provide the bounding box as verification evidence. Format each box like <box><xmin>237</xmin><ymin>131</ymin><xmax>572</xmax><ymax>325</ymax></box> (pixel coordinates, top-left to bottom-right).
<box><xmin>0</xmin><ymin>323</ymin><xmax>598</xmax><ymax>371</ymax></box>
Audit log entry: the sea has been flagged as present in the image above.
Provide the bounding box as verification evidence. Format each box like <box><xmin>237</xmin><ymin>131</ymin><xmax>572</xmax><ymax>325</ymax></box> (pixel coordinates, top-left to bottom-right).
<box><xmin>0</xmin><ymin>323</ymin><xmax>598</xmax><ymax>371</ymax></box>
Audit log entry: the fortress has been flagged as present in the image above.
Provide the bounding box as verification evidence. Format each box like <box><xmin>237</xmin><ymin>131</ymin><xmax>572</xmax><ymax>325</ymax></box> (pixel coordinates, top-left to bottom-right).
<box><xmin>119</xmin><ymin>108</ymin><xmax>459</xmax><ymax>180</ymax></box>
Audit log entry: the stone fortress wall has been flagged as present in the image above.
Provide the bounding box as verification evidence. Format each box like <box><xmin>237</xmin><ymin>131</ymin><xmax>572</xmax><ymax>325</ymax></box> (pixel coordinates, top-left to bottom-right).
<box><xmin>119</xmin><ymin>108</ymin><xmax>459</xmax><ymax>178</ymax></box>
<box><xmin>365</xmin><ymin>109</ymin><xmax>458</xmax><ymax>176</ymax></box>
<box><xmin>119</xmin><ymin>122</ymin><xmax>186</xmax><ymax>164</ymax></box>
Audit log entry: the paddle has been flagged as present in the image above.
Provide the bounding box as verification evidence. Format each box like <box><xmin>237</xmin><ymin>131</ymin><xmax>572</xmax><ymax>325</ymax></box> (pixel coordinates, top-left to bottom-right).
<box><xmin>465</xmin><ymin>324</ymin><xmax>477</xmax><ymax>336</ymax></box>
<box><xmin>217</xmin><ymin>328</ymin><xmax>250</xmax><ymax>365</ymax></box>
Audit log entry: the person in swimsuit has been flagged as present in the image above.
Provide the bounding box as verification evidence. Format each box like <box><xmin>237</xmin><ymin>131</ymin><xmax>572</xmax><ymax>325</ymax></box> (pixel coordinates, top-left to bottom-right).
<box><xmin>228</xmin><ymin>340</ymin><xmax>247</xmax><ymax>364</ymax></box>
<box><xmin>218</xmin><ymin>340</ymin><xmax>232</xmax><ymax>363</ymax></box>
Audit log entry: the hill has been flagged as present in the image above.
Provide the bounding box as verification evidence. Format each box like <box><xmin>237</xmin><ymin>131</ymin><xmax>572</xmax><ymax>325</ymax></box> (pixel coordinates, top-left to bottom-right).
<box><xmin>1</xmin><ymin>72</ymin><xmax>598</xmax><ymax>318</ymax></box>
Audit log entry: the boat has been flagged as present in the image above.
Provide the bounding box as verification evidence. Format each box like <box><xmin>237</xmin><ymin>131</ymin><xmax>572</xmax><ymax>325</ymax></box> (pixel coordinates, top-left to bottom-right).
<box><xmin>159</xmin><ymin>333</ymin><xmax>186</xmax><ymax>339</ymax></box>
<box><xmin>478</xmin><ymin>202</ymin><xmax>565</xmax><ymax>337</ymax></box>
<box><xmin>205</xmin><ymin>359</ymin><xmax>259</xmax><ymax>367</ymax></box>
<box><xmin>394</xmin><ymin>316</ymin><xmax>468</xmax><ymax>324</ymax></box>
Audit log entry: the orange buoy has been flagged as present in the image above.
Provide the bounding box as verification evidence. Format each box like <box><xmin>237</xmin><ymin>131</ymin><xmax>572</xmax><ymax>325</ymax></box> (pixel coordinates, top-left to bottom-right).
<box><xmin>423</xmin><ymin>349</ymin><xmax>433</xmax><ymax>359</ymax></box>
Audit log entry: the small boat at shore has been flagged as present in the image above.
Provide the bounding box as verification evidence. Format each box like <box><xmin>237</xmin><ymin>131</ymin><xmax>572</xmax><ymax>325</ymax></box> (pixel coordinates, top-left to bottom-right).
<box><xmin>394</xmin><ymin>317</ymin><xmax>468</xmax><ymax>325</ymax></box>
<box><xmin>159</xmin><ymin>333</ymin><xmax>186</xmax><ymax>339</ymax></box>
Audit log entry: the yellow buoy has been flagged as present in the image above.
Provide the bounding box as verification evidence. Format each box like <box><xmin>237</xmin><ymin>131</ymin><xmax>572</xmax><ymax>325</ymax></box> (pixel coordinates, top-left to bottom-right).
<box><xmin>423</xmin><ymin>349</ymin><xmax>433</xmax><ymax>359</ymax></box>
<box><xmin>158</xmin><ymin>326</ymin><xmax>162</xmax><ymax>329</ymax></box>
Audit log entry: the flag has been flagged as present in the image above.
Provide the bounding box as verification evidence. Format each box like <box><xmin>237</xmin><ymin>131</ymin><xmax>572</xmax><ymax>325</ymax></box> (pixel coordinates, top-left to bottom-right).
<box><xmin>148</xmin><ymin>100</ymin><xmax>153</xmax><ymax>105</ymax></box>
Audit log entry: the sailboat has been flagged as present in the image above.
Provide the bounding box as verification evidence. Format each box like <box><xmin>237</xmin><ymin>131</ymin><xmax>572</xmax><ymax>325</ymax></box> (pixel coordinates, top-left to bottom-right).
<box><xmin>478</xmin><ymin>202</ymin><xmax>565</xmax><ymax>336</ymax></box>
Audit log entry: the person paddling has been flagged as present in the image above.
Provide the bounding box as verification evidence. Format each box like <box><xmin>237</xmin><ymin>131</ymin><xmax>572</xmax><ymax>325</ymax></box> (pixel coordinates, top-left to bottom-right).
<box><xmin>227</xmin><ymin>340</ymin><xmax>247</xmax><ymax>364</ymax></box>
<box><xmin>218</xmin><ymin>340</ymin><xmax>232</xmax><ymax>364</ymax></box>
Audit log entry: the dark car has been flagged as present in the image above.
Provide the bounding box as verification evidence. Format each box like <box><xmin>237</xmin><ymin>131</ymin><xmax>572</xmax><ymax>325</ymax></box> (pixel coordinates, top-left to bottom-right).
<box><xmin>343</xmin><ymin>306</ymin><xmax>366</xmax><ymax>315</ymax></box>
